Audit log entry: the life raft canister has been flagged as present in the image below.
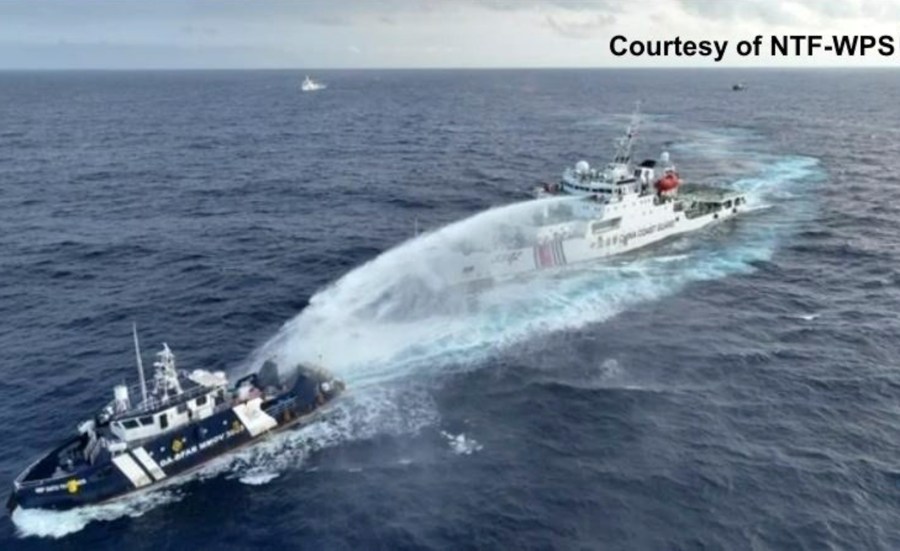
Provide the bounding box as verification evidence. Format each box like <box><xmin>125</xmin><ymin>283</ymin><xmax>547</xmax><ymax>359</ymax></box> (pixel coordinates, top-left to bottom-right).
<box><xmin>654</xmin><ymin>171</ymin><xmax>680</xmax><ymax>192</ymax></box>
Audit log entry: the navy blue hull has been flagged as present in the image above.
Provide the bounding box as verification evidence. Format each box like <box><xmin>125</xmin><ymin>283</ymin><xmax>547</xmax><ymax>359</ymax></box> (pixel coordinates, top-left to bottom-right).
<box><xmin>11</xmin><ymin>386</ymin><xmax>338</xmax><ymax>511</ymax></box>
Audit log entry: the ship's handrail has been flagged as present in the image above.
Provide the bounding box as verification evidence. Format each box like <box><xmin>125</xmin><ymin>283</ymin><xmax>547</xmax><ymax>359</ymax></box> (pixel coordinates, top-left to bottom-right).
<box><xmin>265</xmin><ymin>400</ymin><xmax>293</xmax><ymax>419</ymax></box>
<box><xmin>111</xmin><ymin>378</ymin><xmax>223</xmax><ymax>420</ymax></box>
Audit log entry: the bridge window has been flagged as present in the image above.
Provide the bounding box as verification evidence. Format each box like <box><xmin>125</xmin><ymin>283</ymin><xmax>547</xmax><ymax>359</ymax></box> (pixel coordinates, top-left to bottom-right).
<box><xmin>139</xmin><ymin>416</ymin><xmax>154</xmax><ymax>426</ymax></box>
<box><xmin>177</xmin><ymin>404</ymin><xmax>188</xmax><ymax>414</ymax></box>
<box><xmin>196</xmin><ymin>395</ymin><xmax>208</xmax><ymax>407</ymax></box>
<box><xmin>591</xmin><ymin>218</ymin><xmax>621</xmax><ymax>234</ymax></box>
<box><xmin>122</xmin><ymin>419</ymin><xmax>139</xmax><ymax>429</ymax></box>
<box><xmin>159</xmin><ymin>413</ymin><xmax>169</xmax><ymax>429</ymax></box>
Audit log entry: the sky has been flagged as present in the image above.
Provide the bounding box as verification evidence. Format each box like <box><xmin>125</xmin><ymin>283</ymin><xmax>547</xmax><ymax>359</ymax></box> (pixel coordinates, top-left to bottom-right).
<box><xmin>2</xmin><ymin>0</ymin><xmax>900</xmax><ymax>69</ymax></box>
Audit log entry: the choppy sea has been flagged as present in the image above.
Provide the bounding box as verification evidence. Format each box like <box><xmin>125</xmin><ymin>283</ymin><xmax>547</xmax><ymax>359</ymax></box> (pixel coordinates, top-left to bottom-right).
<box><xmin>2</xmin><ymin>68</ymin><xmax>900</xmax><ymax>550</ymax></box>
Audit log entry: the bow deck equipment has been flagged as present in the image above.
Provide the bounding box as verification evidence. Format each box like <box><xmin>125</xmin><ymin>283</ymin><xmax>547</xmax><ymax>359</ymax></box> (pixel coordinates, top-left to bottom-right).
<box><xmin>8</xmin><ymin>326</ymin><xmax>344</xmax><ymax>512</ymax></box>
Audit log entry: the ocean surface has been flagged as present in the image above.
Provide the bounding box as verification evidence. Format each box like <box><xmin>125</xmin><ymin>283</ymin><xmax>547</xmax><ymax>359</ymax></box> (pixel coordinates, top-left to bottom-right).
<box><xmin>1</xmin><ymin>68</ymin><xmax>899</xmax><ymax>550</ymax></box>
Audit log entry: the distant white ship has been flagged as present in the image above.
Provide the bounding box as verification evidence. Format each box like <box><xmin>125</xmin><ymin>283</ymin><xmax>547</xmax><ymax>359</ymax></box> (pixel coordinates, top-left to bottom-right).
<box><xmin>301</xmin><ymin>75</ymin><xmax>326</xmax><ymax>92</ymax></box>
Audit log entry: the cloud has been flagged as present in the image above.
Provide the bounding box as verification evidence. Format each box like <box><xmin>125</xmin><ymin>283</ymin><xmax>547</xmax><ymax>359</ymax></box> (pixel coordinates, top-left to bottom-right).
<box><xmin>180</xmin><ymin>24</ymin><xmax>218</xmax><ymax>37</ymax></box>
<box><xmin>0</xmin><ymin>40</ymin><xmax>296</xmax><ymax>69</ymax></box>
<box><xmin>675</xmin><ymin>0</ymin><xmax>900</xmax><ymax>25</ymax></box>
<box><xmin>470</xmin><ymin>0</ymin><xmax>620</xmax><ymax>39</ymax></box>
<box><xmin>544</xmin><ymin>12</ymin><xmax>615</xmax><ymax>39</ymax></box>
<box><xmin>472</xmin><ymin>0</ymin><xmax>620</xmax><ymax>11</ymax></box>
<box><xmin>5</xmin><ymin>0</ymin><xmax>900</xmax><ymax>68</ymax></box>
<box><xmin>676</xmin><ymin>0</ymin><xmax>800</xmax><ymax>25</ymax></box>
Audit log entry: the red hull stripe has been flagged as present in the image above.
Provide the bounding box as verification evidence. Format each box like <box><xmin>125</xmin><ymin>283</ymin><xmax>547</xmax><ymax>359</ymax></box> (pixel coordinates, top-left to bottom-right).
<box><xmin>533</xmin><ymin>240</ymin><xmax>567</xmax><ymax>269</ymax></box>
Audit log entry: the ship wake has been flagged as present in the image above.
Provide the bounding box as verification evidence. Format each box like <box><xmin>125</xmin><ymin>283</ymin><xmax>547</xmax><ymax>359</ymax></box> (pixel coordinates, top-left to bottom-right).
<box><xmin>11</xmin><ymin>385</ymin><xmax>440</xmax><ymax>539</ymax></box>
<box><xmin>11</xmin><ymin>135</ymin><xmax>824</xmax><ymax>539</ymax></box>
<box><xmin>245</xmin><ymin>154</ymin><xmax>822</xmax><ymax>389</ymax></box>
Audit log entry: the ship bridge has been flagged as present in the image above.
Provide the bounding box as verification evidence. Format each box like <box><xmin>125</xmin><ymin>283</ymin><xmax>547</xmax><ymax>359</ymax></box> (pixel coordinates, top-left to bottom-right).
<box><xmin>103</xmin><ymin>344</ymin><xmax>229</xmax><ymax>445</ymax></box>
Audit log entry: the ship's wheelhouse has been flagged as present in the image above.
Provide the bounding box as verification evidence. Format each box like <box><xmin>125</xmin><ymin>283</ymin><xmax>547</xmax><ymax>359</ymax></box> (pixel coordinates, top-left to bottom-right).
<box><xmin>109</xmin><ymin>384</ymin><xmax>226</xmax><ymax>443</ymax></box>
<box><xmin>682</xmin><ymin>192</ymin><xmax>746</xmax><ymax>219</ymax></box>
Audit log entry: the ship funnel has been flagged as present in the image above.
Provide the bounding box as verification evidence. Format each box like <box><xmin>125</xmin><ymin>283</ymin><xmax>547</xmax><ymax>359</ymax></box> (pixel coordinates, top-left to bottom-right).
<box><xmin>114</xmin><ymin>384</ymin><xmax>130</xmax><ymax>413</ymax></box>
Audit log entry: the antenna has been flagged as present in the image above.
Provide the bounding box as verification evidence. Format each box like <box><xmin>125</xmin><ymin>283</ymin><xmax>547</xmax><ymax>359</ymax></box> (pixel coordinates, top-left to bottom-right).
<box><xmin>613</xmin><ymin>100</ymin><xmax>641</xmax><ymax>164</ymax></box>
<box><xmin>132</xmin><ymin>322</ymin><xmax>148</xmax><ymax>405</ymax></box>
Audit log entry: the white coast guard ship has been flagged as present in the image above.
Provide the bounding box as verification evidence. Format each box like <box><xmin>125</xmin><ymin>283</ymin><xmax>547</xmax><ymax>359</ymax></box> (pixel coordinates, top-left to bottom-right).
<box><xmin>448</xmin><ymin>104</ymin><xmax>747</xmax><ymax>285</ymax></box>
<box><xmin>301</xmin><ymin>75</ymin><xmax>326</xmax><ymax>92</ymax></box>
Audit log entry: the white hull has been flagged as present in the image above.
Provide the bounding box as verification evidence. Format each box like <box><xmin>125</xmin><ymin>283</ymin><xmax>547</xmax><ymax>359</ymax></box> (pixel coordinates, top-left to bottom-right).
<box><xmin>301</xmin><ymin>76</ymin><xmax>326</xmax><ymax>92</ymax></box>
<box><xmin>443</xmin><ymin>102</ymin><xmax>747</xmax><ymax>288</ymax></box>
<box><xmin>448</xmin><ymin>192</ymin><xmax>743</xmax><ymax>285</ymax></box>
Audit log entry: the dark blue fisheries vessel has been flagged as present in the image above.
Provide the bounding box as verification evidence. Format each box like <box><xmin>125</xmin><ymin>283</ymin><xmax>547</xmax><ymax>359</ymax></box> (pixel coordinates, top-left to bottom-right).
<box><xmin>7</xmin><ymin>326</ymin><xmax>344</xmax><ymax>511</ymax></box>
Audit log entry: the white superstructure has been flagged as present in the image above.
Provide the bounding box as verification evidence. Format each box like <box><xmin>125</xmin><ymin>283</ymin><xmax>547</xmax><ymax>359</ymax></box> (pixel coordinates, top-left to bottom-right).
<box><xmin>541</xmin><ymin>102</ymin><xmax>646</xmax><ymax>198</ymax></box>
<box><xmin>450</xmin><ymin>104</ymin><xmax>747</xmax><ymax>284</ymax></box>
<box><xmin>301</xmin><ymin>75</ymin><xmax>326</xmax><ymax>92</ymax></box>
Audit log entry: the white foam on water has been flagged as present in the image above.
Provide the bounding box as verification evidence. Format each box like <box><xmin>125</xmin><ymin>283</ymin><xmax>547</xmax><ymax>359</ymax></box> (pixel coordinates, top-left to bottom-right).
<box><xmin>218</xmin><ymin>384</ymin><xmax>440</xmax><ymax>480</ymax></box>
<box><xmin>441</xmin><ymin>431</ymin><xmax>483</xmax><ymax>456</ymax></box>
<box><xmin>11</xmin><ymin>488</ymin><xmax>182</xmax><ymax>539</ymax></box>
<box><xmin>791</xmin><ymin>313</ymin><xmax>820</xmax><ymax>321</ymax></box>
<box><xmin>247</xmin><ymin>155</ymin><xmax>823</xmax><ymax>389</ymax></box>
<box><xmin>11</xmin><ymin>384</ymin><xmax>440</xmax><ymax>539</ymax></box>
<box><xmin>10</xmin><ymin>124</ymin><xmax>825</xmax><ymax>538</ymax></box>
<box><xmin>238</xmin><ymin>472</ymin><xmax>280</xmax><ymax>486</ymax></box>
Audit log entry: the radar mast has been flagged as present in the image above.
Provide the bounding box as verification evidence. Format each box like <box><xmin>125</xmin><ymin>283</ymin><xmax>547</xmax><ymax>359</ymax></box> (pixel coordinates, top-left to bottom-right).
<box><xmin>612</xmin><ymin>101</ymin><xmax>641</xmax><ymax>164</ymax></box>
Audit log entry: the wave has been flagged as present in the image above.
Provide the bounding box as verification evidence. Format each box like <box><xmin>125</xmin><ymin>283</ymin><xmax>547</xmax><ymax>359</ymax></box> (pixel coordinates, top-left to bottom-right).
<box><xmin>245</xmin><ymin>155</ymin><xmax>823</xmax><ymax>389</ymax></box>
<box><xmin>11</xmin><ymin>126</ymin><xmax>826</xmax><ymax>539</ymax></box>
<box><xmin>11</xmin><ymin>384</ymin><xmax>439</xmax><ymax>539</ymax></box>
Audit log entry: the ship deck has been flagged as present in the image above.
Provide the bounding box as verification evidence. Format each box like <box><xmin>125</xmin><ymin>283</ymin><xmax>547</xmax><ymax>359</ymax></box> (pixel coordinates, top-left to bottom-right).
<box><xmin>678</xmin><ymin>184</ymin><xmax>744</xmax><ymax>202</ymax></box>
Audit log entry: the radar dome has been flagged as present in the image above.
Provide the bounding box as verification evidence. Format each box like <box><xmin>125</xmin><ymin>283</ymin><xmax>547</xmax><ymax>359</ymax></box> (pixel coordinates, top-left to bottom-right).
<box><xmin>575</xmin><ymin>160</ymin><xmax>590</xmax><ymax>174</ymax></box>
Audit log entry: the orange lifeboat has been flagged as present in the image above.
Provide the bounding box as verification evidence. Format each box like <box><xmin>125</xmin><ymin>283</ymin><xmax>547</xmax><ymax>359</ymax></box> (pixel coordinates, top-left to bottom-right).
<box><xmin>654</xmin><ymin>171</ymin><xmax>680</xmax><ymax>193</ymax></box>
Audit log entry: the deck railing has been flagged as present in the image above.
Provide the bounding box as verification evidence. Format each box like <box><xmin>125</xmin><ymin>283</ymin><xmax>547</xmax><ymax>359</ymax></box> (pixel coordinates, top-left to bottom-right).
<box><xmin>110</xmin><ymin>378</ymin><xmax>222</xmax><ymax>420</ymax></box>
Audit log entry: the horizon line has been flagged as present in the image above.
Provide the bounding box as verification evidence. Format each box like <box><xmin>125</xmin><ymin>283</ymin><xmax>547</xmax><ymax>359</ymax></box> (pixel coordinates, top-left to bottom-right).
<box><xmin>1</xmin><ymin>65</ymin><xmax>898</xmax><ymax>72</ymax></box>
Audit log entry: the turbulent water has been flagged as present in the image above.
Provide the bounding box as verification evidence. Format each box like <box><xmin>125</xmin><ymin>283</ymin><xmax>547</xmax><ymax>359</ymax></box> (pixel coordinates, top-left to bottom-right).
<box><xmin>1</xmin><ymin>69</ymin><xmax>899</xmax><ymax>549</ymax></box>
